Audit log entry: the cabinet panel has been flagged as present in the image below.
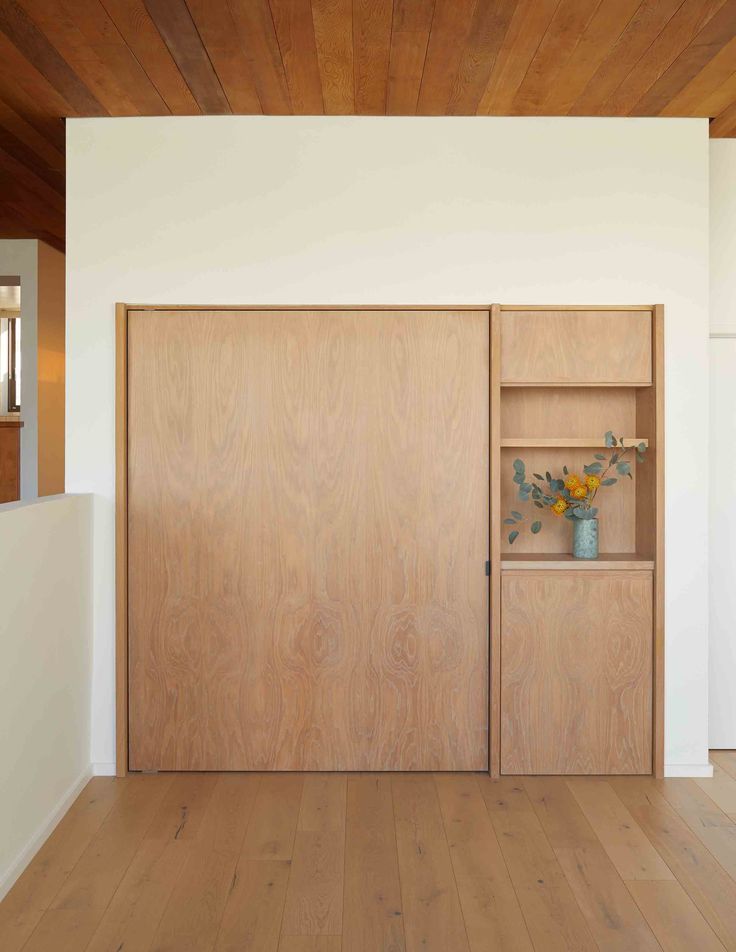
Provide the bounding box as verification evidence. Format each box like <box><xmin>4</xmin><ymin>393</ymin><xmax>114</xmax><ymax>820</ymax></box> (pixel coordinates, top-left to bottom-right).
<box><xmin>501</xmin><ymin>571</ymin><xmax>652</xmax><ymax>774</ymax></box>
<box><xmin>500</xmin><ymin>311</ymin><xmax>652</xmax><ymax>385</ymax></box>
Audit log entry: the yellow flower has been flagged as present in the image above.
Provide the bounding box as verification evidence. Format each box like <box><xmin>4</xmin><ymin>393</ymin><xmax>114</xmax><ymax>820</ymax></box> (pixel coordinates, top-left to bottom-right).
<box><xmin>585</xmin><ymin>474</ymin><xmax>601</xmax><ymax>491</ymax></box>
<box><xmin>571</xmin><ymin>484</ymin><xmax>588</xmax><ymax>500</ymax></box>
<box><xmin>551</xmin><ymin>498</ymin><xmax>568</xmax><ymax>516</ymax></box>
<box><xmin>564</xmin><ymin>474</ymin><xmax>581</xmax><ymax>490</ymax></box>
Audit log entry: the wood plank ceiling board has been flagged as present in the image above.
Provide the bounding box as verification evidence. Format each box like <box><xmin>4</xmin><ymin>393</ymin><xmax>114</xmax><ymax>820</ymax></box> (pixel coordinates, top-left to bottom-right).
<box><xmin>0</xmin><ymin>0</ymin><xmax>735</xmax><ymax>247</ymax></box>
<box><xmin>20</xmin><ymin>0</ymin><xmax>167</xmax><ymax>116</ymax></box>
<box><xmin>184</xmin><ymin>0</ymin><xmax>261</xmax><ymax>114</ymax></box>
<box><xmin>226</xmin><ymin>0</ymin><xmax>292</xmax><ymax>115</ymax></box>
<box><xmin>447</xmin><ymin>0</ymin><xmax>518</xmax><ymax>116</ymax></box>
<box><xmin>511</xmin><ymin>0</ymin><xmax>604</xmax><ymax>115</ymax></box>
<box><xmin>269</xmin><ymin>0</ymin><xmax>324</xmax><ymax>114</ymax></box>
<box><xmin>602</xmin><ymin>0</ymin><xmax>729</xmax><ymax>117</ymax></box>
<box><xmin>143</xmin><ymin>0</ymin><xmax>231</xmax><ymax>113</ymax></box>
<box><xmin>416</xmin><ymin>0</ymin><xmax>478</xmax><ymax>115</ymax></box>
<box><xmin>568</xmin><ymin>0</ymin><xmax>685</xmax><ymax>115</ymax></box>
<box><xmin>631</xmin><ymin>0</ymin><xmax>736</xmax><ymax>116</ymax></box>
<box><xmin>311</xmin><ymin>0</ymin><xmax>354</xmax><ymax>114</ymax></box>
<box><xmin>97</xmin><ymin>0</ymin><xmax>200</xmax><ymax>114</ymax></box>
<box><xmin>353</xmin><ymin>0</ymin><xmax>393</xmax><ymax>114</ymax></box>
<box><xmin>477</xmin><ymin>0</ymin><xmax>560</xmax><ymax>115</ymax></box>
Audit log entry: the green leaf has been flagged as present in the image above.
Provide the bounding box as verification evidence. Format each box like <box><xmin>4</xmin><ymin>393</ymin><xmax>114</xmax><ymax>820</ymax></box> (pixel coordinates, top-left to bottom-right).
<box><xmin>545</xmin><ymin>471</ymin><xmax>552</xmax><ymax>483</ymax></box>
<box><xmin>503</xmin><ymin>518</ymin><xmax>516</xmax><ymax>525</ymax></box>
<box><xmin>552</xmin><ymin>478</ymin><xmax>565</xmax><ymax>491</ymax></box>
<box><xmin>533</xmin><ymin>473</ymin><xmax>544</xmax><ymax>481</ymax></box>
<box><xmin>534</xmin><ymin>501</ymin><xmax>544</xmax><ymax>508</ymax></box>
<box><xmin>601</xmin><ymin>477</ymin><xmax>617</xmax><ymax>486</ymax></box>
<box><xmin>616</xmin><ymin>461</ymin><xmax>631</xmax><ymax>477</ymax></box>
<box><xmin>513</xmin><ymin>458</ymin><xmax>525</xmax><ymax>473</ymax></box>
<box><xmin>594</xmin><ymin>453</ymin><xmax>606</xmax><ymax>461</ymax></box>
<box><xmin>638</xmin><ymin>442</ymin><xmax>647</xmax><ymax>454</ymax></box>
<box><xmin>611</xmin><ymin>452</ymin><xmax>620</xmax><ymax>464</ymax></box>
<box><xmin>531</xmin><ymin>521</ymin><xmax>542</xmax><ymax>534</ymax></box>
<box><xmin>564</xmin><ymin>509</ymin><xmax>576</xmax><ymax>520</ymax></box>
<box><xmin>508</xmin><ymin>530</ymin><xmax>519</xmax><ymax>545</ymax></box>
<box><xmin>563</xmin><ymin>465</ymin><xmax>569</xmax><ymax>475</ymax></box>
<box><xmin>513</xmin><ymin>472</ymin><xmax>524</xmax><ymax>484</ymax></box>
<box><xmin>511</xmin><ymin>511</ymin><xmax>523</xmax><ymax>520</ymax></box>
<box><xmin>637</xmin><ymin>452</ymin><xmax>645</xmax><ymax>463</ymax></box>
<box><xmin>572</xmin><ymin>507</ymin><xmax>586</xmax><ymax>518</ymax></box>
<box><xmin>605</xmin><ymin>430</ymin><xmax>616</xmax><ymax>447</ymax></box>
<box><xmin>584</xmin><ymin>462</ymin><xmax>603</xmax><ymax>475</ymax></box>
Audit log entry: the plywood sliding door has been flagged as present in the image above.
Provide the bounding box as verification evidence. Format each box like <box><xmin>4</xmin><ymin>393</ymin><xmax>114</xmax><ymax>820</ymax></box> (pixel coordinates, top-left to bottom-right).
<box><xmin>127</xmin><ymin>309</ymin><xmax>489</xmax><ymax>771</ymax></box>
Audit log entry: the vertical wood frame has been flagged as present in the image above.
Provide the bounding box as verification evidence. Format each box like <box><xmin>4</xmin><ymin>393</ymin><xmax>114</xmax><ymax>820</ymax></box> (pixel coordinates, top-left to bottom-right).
<box><xmin>491</xmin><ymin>304</ymin><xmax>665</xmax><ymax>778</ymax></box>
<box><xmin>490</xmin><ymin>305</ymin><xmax>502</xmax><ymax>777</ymax></box>
<box><xmin>115</xmin><ymin>303</ymin><xmax>129</xmax><ymax>777</ymax></box>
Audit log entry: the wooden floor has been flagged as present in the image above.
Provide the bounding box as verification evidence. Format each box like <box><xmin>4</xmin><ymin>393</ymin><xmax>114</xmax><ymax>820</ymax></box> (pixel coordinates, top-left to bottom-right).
<box><xmin>5</xmin><ymin>754</ymin><xmax>736</xmax><ymax>951</ymax></box>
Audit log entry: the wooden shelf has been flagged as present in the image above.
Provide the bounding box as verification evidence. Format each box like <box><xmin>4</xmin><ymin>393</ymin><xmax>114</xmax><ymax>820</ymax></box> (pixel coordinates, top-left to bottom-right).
<box><xmin>501</xmin><ymin>553</ymin><xmax>655</xmax><ymax>571</ymax></box>
<box><xmin>501</xmin><ymin>437</ymin><xmax>648</xmax><ymax>448</ymax></box>
<box><xmin>500</xmin><ymin>381</ymin><xmax>652</xmax><ymax>388</ymax></box>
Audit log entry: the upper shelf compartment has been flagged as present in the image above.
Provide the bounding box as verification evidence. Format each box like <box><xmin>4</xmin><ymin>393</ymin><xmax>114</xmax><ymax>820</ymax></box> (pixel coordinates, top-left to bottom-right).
<box><xmin>500</xmin><ymin>308</ymin><xmax>652</xmax><ymax>386</ymax></box>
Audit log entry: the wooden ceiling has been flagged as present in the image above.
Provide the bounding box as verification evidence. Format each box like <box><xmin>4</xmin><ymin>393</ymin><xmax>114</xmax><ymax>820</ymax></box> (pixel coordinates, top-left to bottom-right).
<box><xmin>2</xmin><ymin>0</ymin><xmax>736</xmax><ymax>252</ymax></box>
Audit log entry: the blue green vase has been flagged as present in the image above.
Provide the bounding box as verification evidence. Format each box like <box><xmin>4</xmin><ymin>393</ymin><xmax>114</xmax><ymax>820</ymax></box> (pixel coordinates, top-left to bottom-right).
<box><xmin>573</xmin><ymin>518</ymin><xmax>599</xmax><ymax>559</ymax></box>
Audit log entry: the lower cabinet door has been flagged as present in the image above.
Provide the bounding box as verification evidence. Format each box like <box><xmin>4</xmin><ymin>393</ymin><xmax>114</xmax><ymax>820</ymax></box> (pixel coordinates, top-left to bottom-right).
<box><xmin>501</xmin><ymin>571</ymin><xmax>653</xmax><ymax>775</ymax></box>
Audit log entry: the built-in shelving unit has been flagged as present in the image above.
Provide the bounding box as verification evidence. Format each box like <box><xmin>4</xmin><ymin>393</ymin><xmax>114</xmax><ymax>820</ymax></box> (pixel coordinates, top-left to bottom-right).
<box><xmin>490</xmin><ymin>304</ymin><xmax>664</xmax><ymax>781</ymax></box>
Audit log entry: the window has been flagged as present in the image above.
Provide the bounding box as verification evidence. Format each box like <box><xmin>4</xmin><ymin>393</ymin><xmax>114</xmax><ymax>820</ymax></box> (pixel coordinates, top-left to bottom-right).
<box><xmin>8</xmin><ymin>316</ymin><xmax>20</xmax><ymax>412</ymax></box>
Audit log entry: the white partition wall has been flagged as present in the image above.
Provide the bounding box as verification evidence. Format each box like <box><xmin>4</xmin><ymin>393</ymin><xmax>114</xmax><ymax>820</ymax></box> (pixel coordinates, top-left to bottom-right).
<box><xmin>65</xmin><ymin>116</ymin><xmax>711</xmax><ymax>776</ymax></box>
<box><xmin>0</xmin><ymin>495</ymin><xmax>93</xmax><ymax>898</ymax></box>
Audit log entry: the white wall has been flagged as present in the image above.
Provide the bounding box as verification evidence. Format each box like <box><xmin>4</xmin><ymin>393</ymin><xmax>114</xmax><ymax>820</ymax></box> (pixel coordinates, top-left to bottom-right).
<box><xmin>709</xmin><ymin>140</ymin><xmax>736</xmax><ymax>747</ymax></box>
<box><xmin>66</xmin><ymin>116</ymin><xmax>711</xmax><ymax>774</ymax></box>
<box><xmin>0</xmin><ymin>240</ymin><xmax>38</xmax><ymax>498</ymax></box>
<box><xmin>0</xmin><ymin>494</ymin><xmax>93</xmax><ymax>899</ymax></box>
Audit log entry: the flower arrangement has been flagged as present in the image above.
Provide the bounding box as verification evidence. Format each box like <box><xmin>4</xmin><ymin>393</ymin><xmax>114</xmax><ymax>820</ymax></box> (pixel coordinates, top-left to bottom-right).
<box><xmin>505</xmin><ymin>431</ymin><xmax>647</xmax><ymax>544</ymax></box>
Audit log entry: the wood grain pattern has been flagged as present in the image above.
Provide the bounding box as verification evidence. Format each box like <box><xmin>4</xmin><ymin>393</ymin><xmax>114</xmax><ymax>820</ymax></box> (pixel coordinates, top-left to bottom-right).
<box><xmin>115</xmin><ymin>302</ymin><xmax>128</xmax><ymax>776</ymax></box>
<box><xmin>343</xmin><ymin>774</ymin><xmax>405</xmax><ymax>952</ymax></box>
<box><xmin>501</xmin><ymin>572</ymin><xmax>653</xmax><ymax>775</ymax></box>
<box><xmin>127</xmin><ymin>309</ymin><xmax>489</xmax><ymax>771</ymax></box>
<box><xmin>500</xmin><ymin>310</ymin><xmax>652</xmax><ymax>385</ymax></box>
<box><xmin>501</xmin><ymin>386</ymin><xmax>637</xmax><ymax>440</ymax></box>
<box><xmin>9</xmin><ymin>769</ymin><xmax>736</xmax><ymax>952</ymax></box>
<box><xmin>627</xmin><ymin>880</ymin><xmax>726</xmax><ymax>952</ymax></box>
<box><xmin>490</xmin><ymin>304</ymin><xmax>502</xmax><ymax>778</ymax></box>
<box><xmin>479</xmin><ymin>776</ymin><xmax>597</xmax><ymax>951</ymax></box>
<box><xmin>392</xmin><ymin>775</ymin><xmax>470</xmax><ymax>951</ymax></box>
<box><xmin>311</xmin><ymin>0</ymin><xmax>354</xmax><ymax>114</ymax></box>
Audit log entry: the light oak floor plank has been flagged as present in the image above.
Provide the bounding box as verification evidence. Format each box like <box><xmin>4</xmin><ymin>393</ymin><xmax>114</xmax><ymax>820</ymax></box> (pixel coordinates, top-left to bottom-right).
<box><xmin>434</xmin><ymin>773</ymin><xmax>532</xmax><ymax>951</ymax></box>
<box><xmin>628</xmin><ymin>880</ymin><xmax>726</xmax><ymax>952</ymax></box>
<box><xmin>567</xmin><ymin>779</ymin><xmax>674</xmax><ymax>881</ymax></box>
<box><xmin>697</xmin><ymin>763</ymin><xmax>736</xmax><ymax>816</ymax></box>
<box><xmin>479</xmin><ymin>777</ymin><xmax>597</xmax><ymax>951</ymax></box>
<box><xmin>393</xmin><ymin>775</ymin><xmax>470</xmax><ymax>952</ymax></box>
<box><xmin>0</xmin><ymin>777</ymin><xmax>120</xmax><ymax>952</ymax></box>
<box><xmin>524</xmin><ymin>777</ymin><xmax>661</xmax><ymax>951</ymax></box>
<box><xmin>613</xmin><ymin>776</ymin><xmax>736</xmax><ymax>948</ymax></box>
<box><xmin>343</xmin><ymin>773</ymin><xmax>405</xmax><ymax>952</ymax></box>
<box><xmin>8</xmin><ymin>767</ymin><xmax>736</xmax><ymax>952</ymax></box>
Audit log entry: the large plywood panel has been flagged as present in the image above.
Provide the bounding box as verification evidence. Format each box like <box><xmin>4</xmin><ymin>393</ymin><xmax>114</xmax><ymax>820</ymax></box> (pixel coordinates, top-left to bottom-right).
<box><xmin>501</xmin><ymin>571</ymin><xmax>652</xmax><ymax>774</ymax></box>
<box><xmin>500</xmin><ymin>311</ymin><xmax>652</xmax><ymax>385</ymax></box>
<box><xmin>127</xmin><ymin>309</ymin><xmax>489</xmax><ymax>771</ymax></box>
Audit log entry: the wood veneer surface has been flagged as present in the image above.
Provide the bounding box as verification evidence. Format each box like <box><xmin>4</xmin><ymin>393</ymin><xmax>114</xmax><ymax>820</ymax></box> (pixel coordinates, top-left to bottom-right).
<box><xmin>127</xmin><ymin>308</ymin><xmax>489</xmax><ymax>771</ymax></box>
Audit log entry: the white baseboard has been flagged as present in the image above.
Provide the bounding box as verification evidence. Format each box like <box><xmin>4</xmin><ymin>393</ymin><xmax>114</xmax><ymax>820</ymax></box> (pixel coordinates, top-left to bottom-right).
<box><xmin>0</xmin><ymin>764</ymin><xmax>93</xmax><ymax>902</ymax></box>
<box><xmin>92</xmin><ymin>762</ymin><xmax>117</xmax><ymax>776</ymax></box>
<box><xmin>664</xmin><ymin>762</ymin><xmax>714</xmax><ymax>778</ymax></box>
